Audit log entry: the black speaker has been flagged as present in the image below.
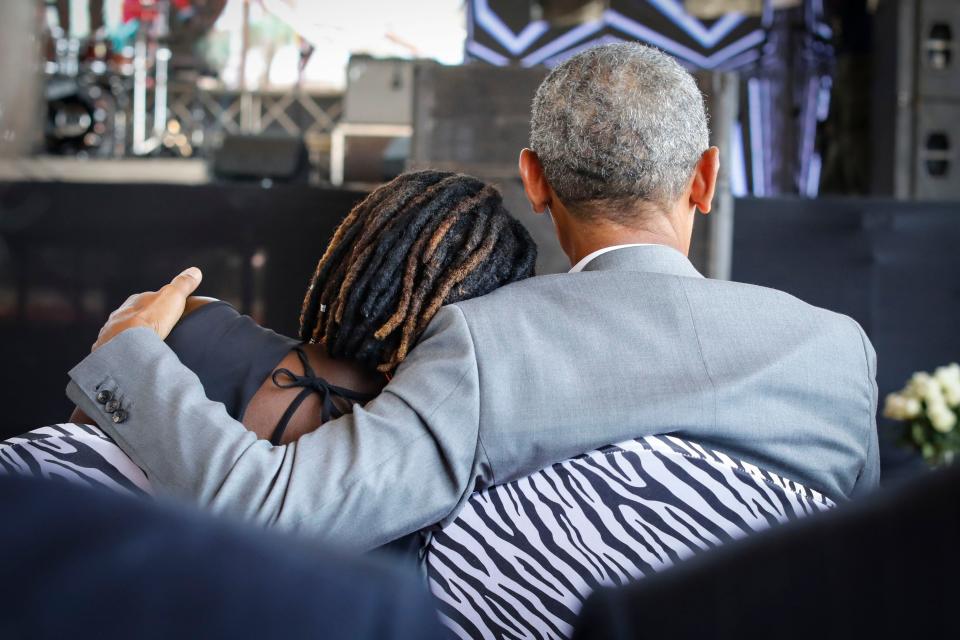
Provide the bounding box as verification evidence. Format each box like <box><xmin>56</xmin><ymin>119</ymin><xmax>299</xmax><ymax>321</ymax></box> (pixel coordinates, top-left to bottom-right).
<box><xmin>873</xmin><ymin>0</ymin><xmax>960</xmax><ymax>199</ymax></box>
<box><xmin>409</xmin><ymin>63</ymin><xmax>548</xmax><ymax>177</ymax></box>
<box><xmin>211</xmin><ymin>134</ymin><xmax>309</xmax><ymax>183</ymax></box>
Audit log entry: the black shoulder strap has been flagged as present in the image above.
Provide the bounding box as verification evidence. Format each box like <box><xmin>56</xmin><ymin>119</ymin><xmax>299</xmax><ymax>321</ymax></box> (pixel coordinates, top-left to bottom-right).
<box><xmin>268</xmin><ymin>347</ymin><xmax>375</xmax><ymax>445</ymax></box>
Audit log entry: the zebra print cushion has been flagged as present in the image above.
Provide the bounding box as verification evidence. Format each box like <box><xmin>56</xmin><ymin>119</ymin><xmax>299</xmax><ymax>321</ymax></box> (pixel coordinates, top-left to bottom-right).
<box><xmin>2</xmin><ymin>426</ymin><xmax>833</xmax><ymax>640</ymax></box>
<box><xmin>0</xmin><ymin>423</ymin><xmax>151</xmax><ymax>496</ymax></box>
<box><xmin>427</xmin><ymin>435</ymin><xmax>835</xmax><ymax>640</ymax></box>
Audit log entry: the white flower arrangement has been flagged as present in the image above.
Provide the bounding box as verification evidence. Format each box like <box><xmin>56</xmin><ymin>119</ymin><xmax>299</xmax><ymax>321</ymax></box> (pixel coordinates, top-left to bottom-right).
<box><xmin>884</xmin><ymin>363</ymin><xmax>960</xmax><ymax>465</ymax></box>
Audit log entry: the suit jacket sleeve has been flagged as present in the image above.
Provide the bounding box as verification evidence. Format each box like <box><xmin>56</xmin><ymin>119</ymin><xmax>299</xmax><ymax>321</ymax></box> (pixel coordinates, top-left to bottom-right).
<box><xmin>65</xmin><ymin>306</ymin><xmax>485</xmax><ymax>550</ymax></box>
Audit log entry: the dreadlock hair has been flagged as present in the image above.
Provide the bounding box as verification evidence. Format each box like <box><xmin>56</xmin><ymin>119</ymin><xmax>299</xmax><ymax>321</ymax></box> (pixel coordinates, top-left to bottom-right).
<box><xmin>299</xmin><ymin>170</ymin><xmax>537</xmax><ymax>373</ymax></box>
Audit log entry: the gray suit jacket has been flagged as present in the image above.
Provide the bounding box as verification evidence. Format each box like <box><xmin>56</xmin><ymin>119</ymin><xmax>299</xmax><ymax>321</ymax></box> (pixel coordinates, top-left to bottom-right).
<box><xmin>67</xmin><ymin>245</ymin><xmax>879</xmax><ymax>550</ymax></box>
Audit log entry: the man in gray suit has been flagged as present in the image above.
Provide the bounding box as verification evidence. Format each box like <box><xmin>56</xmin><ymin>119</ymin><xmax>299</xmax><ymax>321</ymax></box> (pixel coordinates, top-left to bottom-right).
<box><xmin>68</xmin><ymin>44</ymin><xmax>879</xmax><ymax>549</ymax></box>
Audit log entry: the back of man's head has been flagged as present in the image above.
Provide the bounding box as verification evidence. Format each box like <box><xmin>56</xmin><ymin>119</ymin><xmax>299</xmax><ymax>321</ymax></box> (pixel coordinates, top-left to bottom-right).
<box><xmin>530</xmin><ymin>43</ymin><xmax>709</xmax><ymax>221</ymax></box>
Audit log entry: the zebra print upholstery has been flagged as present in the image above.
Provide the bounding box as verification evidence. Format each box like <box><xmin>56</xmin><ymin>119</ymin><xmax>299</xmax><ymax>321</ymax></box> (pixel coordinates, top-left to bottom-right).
<box><xmin>426</xmin><ymin>435</ymin><xmax>835</xmax><ymax>640</ymax></box>
<box><xmin>0</xmin><ymin>423</ymin><xmax>151</xmax><ymax>496</ymax></box>
<box><xmin>1</xmin><ymin>426</ymin><xmax>834</xmax><ymax>640</ymax></box>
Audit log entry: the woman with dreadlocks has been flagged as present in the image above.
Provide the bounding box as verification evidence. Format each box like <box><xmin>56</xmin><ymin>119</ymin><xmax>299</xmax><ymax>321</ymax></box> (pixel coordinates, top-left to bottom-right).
<box><xmin>154</xmin><ymin>171</ymin><xmax>536</xmax><ymax>446</ymax></box>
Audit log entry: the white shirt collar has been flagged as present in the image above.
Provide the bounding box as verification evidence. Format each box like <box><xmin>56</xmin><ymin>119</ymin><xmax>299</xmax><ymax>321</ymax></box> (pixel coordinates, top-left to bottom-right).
<box><xmin>568</xmin><ymin>244</ymin><xmax>656</xmax><ymax>273</ymax></box>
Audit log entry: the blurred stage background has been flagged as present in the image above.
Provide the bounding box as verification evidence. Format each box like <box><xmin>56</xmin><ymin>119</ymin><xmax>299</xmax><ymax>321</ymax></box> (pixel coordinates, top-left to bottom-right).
<box><xmin>1</xmin><ymin>0</ymin><xmax>958</xmax><ymax>484</ymax></box>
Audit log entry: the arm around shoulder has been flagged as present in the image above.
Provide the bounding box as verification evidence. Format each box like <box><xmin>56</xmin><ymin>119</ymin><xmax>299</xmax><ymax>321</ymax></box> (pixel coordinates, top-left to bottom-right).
<box><xmin>66</xmin><ymin>306</ymin><xmax>485</xmax><ymax>549</ymax></box>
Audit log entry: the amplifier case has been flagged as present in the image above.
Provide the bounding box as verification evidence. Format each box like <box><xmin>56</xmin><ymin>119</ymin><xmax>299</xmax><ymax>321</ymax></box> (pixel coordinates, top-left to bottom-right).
<box><xmin>873</xmin><ymin>0</ymin><xmax>960</xmax><ymax>200</ymax></box>
<box><xmin>343</xmin><ymin>56</ymin><xmax>415</xmax><ymax>125</ymax></box>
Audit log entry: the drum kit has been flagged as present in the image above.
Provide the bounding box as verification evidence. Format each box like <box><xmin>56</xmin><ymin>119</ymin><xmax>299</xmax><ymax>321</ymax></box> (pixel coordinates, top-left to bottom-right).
<box><xmin>43</xmin><ymin>0</ymin><xmax>226</xmax><ymax>158</ymax></box>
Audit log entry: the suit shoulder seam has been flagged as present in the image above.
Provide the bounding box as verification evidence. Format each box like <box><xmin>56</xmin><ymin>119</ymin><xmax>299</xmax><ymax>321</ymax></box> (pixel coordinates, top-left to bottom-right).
<box><xmin>677</xmin><ymin>277</ymin><xmax>717</xmax><ymax>431</ymax></box>
<box><xmin>448</xmin><ymin>304</ymin><xmax>494</xmax><ymax>485</ymax></box>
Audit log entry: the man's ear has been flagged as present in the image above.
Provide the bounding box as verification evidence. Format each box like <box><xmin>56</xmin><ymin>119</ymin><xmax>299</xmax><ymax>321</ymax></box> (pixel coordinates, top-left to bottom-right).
<box><xmin>518</xmin><ymin>148</ymin><xmax>552</xmax><ymax>214</ymax></box>
<box><xmin>690</xmin><ymin>146</ymin><xmax>720</xmax><ymax>214</ymax></box>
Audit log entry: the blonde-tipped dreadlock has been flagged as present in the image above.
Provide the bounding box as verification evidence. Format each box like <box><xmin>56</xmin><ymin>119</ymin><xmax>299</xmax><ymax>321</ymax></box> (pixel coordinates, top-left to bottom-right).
<box><xmin>299</xmin><ymin>171</ymin><xmax>537</xmax><ymax>372</ymax></box>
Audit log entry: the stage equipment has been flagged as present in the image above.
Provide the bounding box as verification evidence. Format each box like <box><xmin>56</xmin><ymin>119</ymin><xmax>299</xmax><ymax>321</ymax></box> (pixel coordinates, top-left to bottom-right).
<box><xmin>32</xmin><ymin>1</ymin><xmax>341</xmax><ymax>176</ymax></box>
<box><xmin>128</xmin><ymin>0</ymin><xmax>175</xmax><ymax>156</ymax></box>
<box><xmin>409</xmin><ymin>63</ymin><xmax>547</xmax><ymax>178</ymax></box>
<box><xmin>343</xmin><ymin>56</ymin><xmax>415</xmax><ymax>126</ymax></box>
<box><xmin>45</xmin><ymin>75</ymin><xmax>128</xmax><ymax>157</ymax></box>
<box><xmin>32</xmin><ymin>81</ymin><xmax>343</xmax><ymax>176</ymax></box>
<box><xmin>873</xmin><ymin>0</ymin><xmax>960</xmax><ymax>200</ymax></box>
<box><xmin>212</xmin><ymin>134</ymin><xmax>309</xmax><ymax>184</ymax></box>
<box><xmin>34</xmin><ymin>0</ymin><xmax>336</xmax><ymax>165</ymax></box>
<box><xmin>38</xmin><ymin>0</ymin><xmax>227</xmax><ymax>158</ymax></box>
<box><xmin>115</xmin><ymin>0</ymin><xmax>227</xmax><ymax>60</ymax></box>
<box><xmin>330</xmin><ymin>56</ymin><xmax>415</xmax><ymax>186</ymax></box>
<box><xmin>40</xmin><ymin>8</ymin><xmax>131</xmax><ymax>158</ymax></box>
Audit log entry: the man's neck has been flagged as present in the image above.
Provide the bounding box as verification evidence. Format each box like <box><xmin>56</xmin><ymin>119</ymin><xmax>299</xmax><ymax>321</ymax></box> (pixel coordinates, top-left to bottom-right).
<box><xmin>564</xmin><ymin>223</ymin><xmax>687</xmax><ymax>267</ymax></box>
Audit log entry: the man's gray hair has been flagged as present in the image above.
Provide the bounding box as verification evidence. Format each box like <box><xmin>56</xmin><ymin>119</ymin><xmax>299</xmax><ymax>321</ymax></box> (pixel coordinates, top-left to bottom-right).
<box><xmin>530</xmin><ymin>43</ymin><xmax>709</xmax><ymax>218</ymax></box>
